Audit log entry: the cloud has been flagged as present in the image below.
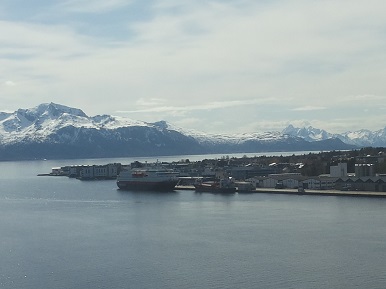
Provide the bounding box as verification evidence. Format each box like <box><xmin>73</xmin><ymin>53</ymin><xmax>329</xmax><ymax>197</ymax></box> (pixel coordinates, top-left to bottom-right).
<box><xmin>345</xmin><ymin>94</ymin><xmax>386</xmax><ymax>101</ymax></box>
<box><xmin>0</xmin><ymin>20</ymin><xmax>93</xmax><ymax>58</ymax></box>
<box><xmin>4</xmin><ymin>81</ymin><xmax>16</xmax><ymax>86</ymax></box>
<box><xmin>1</xmin><ymin>0</ymin><xmax>386</xmax><ymax>134</ymax></box>
<box><xmin>174</xmin><ymin>117</ymin><xmax>202</xmax><ymax>127</ymax></box>
<box><xmin>291</xmin><ymin>106</ymin><xmax>327</xmax><ymax>111</ymax></box>
<box><xmin>117</xmin><ymin>98</ymin><xmax>276</xmax><ymax>114</ymax></box>
<box><xmin>59</xmin><ymin>0</ymin><xmax>132</xmax><ymax>13</ymax></box>
<box><xmin>136</xmin><ymin>98</ymin><xmax>166</xmax><ymax>106</ymax></box>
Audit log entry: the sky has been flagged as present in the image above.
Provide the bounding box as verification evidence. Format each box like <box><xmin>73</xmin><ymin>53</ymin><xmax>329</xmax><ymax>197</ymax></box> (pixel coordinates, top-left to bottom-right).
<box><xmin>1</xmin><ymin>0</ymin><xmax>386</xmax><ymax>134</ymax></box>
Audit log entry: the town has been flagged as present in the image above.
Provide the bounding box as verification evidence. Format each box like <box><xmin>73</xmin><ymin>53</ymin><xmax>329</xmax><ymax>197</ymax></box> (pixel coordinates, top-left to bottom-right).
<box><xmin>41</xmin><ymin>147</ymin><xmax>386</xmax><ymax>193</ymax></box>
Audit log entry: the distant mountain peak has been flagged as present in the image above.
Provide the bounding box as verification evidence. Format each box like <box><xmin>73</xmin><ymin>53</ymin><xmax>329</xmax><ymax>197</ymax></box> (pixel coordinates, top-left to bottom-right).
<box><xmin>12</xmin><ymin>103</ymin><xmax>88</xmax><ymax>125</ymax></box>
<box><xmin>282</xmin><ymin>124</ymin><xmax>332</xmax><ymax>142</ymax></box>
<box><xmin>283</xmin><ymin>123</ymin><xmax>386</xmax><ymax>147</ymax></box>
<box><xmin>152</xmin><ymin>120</ymin><xmax>169</xmax><ymax>130</ymax></box>
<box><xmin>32</xmin><ymin>102</ymin><xmax>88</xmax><ymax>118</ymax></box>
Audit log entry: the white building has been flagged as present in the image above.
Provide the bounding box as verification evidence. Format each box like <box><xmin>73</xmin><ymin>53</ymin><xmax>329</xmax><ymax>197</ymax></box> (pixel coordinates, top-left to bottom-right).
<box><xmin>255</xmin><ymin>175</ymin><xmax>304</xmax><ymax>189</ymax></box>
<box><xmin>78</xmin><ymin>163</ymin><xmax>120</xmax><ymax>179</ymax></box>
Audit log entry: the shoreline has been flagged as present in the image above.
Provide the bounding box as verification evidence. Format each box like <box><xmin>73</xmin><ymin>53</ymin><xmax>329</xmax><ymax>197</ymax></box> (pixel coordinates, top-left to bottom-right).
<box><xmin>176</xmin><ymin>186</ymin><xmax>386</xmax><ymax>198</ymax></box>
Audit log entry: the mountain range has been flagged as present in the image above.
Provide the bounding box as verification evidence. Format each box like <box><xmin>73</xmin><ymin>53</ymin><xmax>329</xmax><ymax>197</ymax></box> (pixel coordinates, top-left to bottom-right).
<box><xmin>0</xmin><ymin>103</ymin><xmax>383</xmax><ymax>161</ymax></box>
<box><xmin>282</xmin><ymin>124</ymin><xmax>386</xmax><ymax>147</ymax></box>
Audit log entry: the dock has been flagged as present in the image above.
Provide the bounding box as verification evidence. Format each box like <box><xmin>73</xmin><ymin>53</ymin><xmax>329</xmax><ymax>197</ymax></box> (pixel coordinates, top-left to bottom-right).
<box><xmin>253</xmin><ymin>188</ymin><xmax>386</xmax><ymax>198</ymax></box>
<box><xmin>175</xmin><ymin>186</ymin><xmax>386</xmax><ymax>198</ymax></box>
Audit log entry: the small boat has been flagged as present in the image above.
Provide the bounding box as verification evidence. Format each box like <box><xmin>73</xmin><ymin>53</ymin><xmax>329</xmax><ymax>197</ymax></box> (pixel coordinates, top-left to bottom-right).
<box><xmin>194</xmin><ymin>177</ymin><xmax>236</xmax><ymax>194</ymax></box>
<box><xmin>117</xmin><ymin>167</ymin><xmax>179</xmax><ymax>191</ymax></box>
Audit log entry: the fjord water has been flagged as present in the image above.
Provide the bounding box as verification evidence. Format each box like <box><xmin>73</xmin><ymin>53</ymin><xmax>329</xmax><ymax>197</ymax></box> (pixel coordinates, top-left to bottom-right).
<box><xmin>1</xmin><ymin>158</ymin><xmax>386</xmax><ymax>289</ymax></box>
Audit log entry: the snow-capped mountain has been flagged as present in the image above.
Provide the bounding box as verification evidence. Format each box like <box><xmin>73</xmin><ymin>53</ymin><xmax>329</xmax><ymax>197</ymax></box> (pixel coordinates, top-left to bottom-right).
<box><xmin>160</xmin><ymin>121</ymin><xmax>289</xmax><ymax>145</ymax></box>
<box><xmin>283</xmin><ymin>125</ymin><xmax>386</xmax><ymax>147</ymax></box>
<box><xmin>0</xmin><ymin>103</ymin><xmax>355</xmax><ymax>160</ymax></box>
<box><xmin>282</xmin><ymin>125</ymin><xmax>334</xmax><ymax>142</ymax></box>
<box><xmin>0</xmin><ymin>103</ymin><xmax>151</xmax><ymax>145</ymax></box>
<box><xmin>339</xmin><ymin>128</ymin><xmax>386</xmax><ymax>147</ymax></box>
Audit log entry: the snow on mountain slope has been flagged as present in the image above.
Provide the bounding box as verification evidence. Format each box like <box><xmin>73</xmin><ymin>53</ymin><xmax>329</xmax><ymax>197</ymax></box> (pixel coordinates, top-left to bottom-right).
<box><xmin>191</xmin><ymin>131</ymin><xmax>286</xmax><ymax>144</ymax></box>
<box><xmin>159</xmin><ymin>121</ymin><xmax>286</xmax><ymax>145</ymax></box>
<box><xmin>91</xmin><ymin>115</ymin><xmax>149</xmax><ymax>129</ymax></box>
<box><xmin>0</xmin><ymin>103</ymin><xmax>340</xmax><ymax>148</ymax></box>
<box><xmin>30</xmin><ymin>103</ymin><xmax>87</xmax><ymax>118</ymax></box>
<box><xmin>0</xmin><ymin>112</ymin><xmax>11</xmax><ymax>122</ymax></box>
<box><xmin>0</xmin><ymin>103</ymin><xmax>154</xmax><ymax>144</ymax></box>
<box><xmin>340</xmin><ymin>128</ymin><xmax>386</xmax><ymax>147</ymax></box>
<box><xmin>1</xmin><ymin>103</ymin><xmax>383</xmax><ymax>152</ymax></box>
<box><xmin>1</xmin><ymin>103</ymin><xmax>89</xmax><ymax>144</ymax></box>
<box><xmin>0</xmin><ymin>103</ymin><xmax>362</xmax><ymax>160</ymax></box>
<box><xmin>283</xmin><ymin>124</ymin><xmax>386</xmax><ymax>147</ymax></box>
<box><xmin>282</xmin><ymin>124</ymin><xmax>334</xmax><ymax>142</ymax></box>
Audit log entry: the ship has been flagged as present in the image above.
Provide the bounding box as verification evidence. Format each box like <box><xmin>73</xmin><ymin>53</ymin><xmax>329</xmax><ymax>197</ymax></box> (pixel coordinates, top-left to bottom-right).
<box><xmin>116</xmin><ymin>167</ymin><xmax>179</xmax><ymax>191</ymax></box>
<box><xmin>194</xmin><ymin>177</ymin><xmax>236</xmax><ymax>194</ymax></box>
<box><xmin>235</xmin><ymin>181</ymin><xmax>256</xmax><ymax>193</ymax></box>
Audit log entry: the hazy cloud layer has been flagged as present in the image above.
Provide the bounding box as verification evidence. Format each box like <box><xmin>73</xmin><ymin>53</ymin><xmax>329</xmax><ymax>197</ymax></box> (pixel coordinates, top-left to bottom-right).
<box><xmin>0</xmin><ymin>0</ymin><xmax>385</xmax><ymax>133</ymax></box>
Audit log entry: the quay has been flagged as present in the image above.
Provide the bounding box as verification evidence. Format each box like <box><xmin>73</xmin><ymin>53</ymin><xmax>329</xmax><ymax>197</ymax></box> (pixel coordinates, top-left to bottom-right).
<box><xmin>175</xmin><ymin>185</ymin><xmax>386</xmax><ymax>198</ymax></box>
<box><xmin>39</xmin><ymin>157</ymin><xmax>386</xmax><ymax>196</ymax></box>
<box><xmin>254</xmin><ymin>188</ymin><xmax>386</xmax><ymax>198</ymax></box>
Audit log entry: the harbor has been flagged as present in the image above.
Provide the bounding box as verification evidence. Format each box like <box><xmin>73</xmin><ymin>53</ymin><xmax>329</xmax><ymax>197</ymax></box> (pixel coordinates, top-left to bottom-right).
<box><xmin>37</xmin><ymin>151</ymin><xmax>386</xmax><ymax>196</ymax></box>
<box><xmin>4</xmin><ymin>157</ymin><xmax>386</xmax><ymax>289</ymax></box>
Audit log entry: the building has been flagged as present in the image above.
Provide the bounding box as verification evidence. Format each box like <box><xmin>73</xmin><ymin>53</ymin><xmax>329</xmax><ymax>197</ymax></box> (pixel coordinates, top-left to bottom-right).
<box><xmin>330</xmin><ymin>163</ymin><xmax>347</xmax><ymax>178</ymax></box>
<box><xmin>355</xmin><ymin>164</ymin><xmax>375</xmax><ymax>177</ymax></box>
<box><xmin>229</xmin><ymin>165</ymin><xmax>277</xmax><ymax>180</ymax></box>
<box><xmin>250</xmin><ymin>174</ymin><xmax>304</xmax><ymax>189</ymax></box>
<box><xmin>250</xmin><ymin>174</ymin><xmax>338</xmax><ymax>190</ymax></box>
<box><xmin>62</xmin><ymin>163</ymin><xmax>121</xmax><ymax>179</ymax></box>
<box><xmin>335</xmin><ymin>177</ymin><xmax>386</xmax><ymax>192</ymax></box>
<box><xmin>302</xmin><ymin>176</ymin><xmax>338</xmax><ymax>190</ymax></box>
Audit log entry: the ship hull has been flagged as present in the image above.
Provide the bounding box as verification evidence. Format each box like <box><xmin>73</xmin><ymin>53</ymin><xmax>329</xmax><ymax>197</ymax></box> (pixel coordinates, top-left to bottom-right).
<box><xmin>117</xmin><ymin>180</ymin><xmax>178</xmax><ymax>191</ymax></box>
<box><xmin>194</xmin><ymin>185</ymin><xmax>236</xmax><ymax>194</ymax></box>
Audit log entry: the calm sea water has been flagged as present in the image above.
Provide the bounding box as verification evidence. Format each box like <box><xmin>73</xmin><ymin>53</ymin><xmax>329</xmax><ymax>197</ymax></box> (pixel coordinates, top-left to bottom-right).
<box><xmin>1</xmin><ymin>156</ymin><xmax>386</xmax><ymax>289</ymax></box>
